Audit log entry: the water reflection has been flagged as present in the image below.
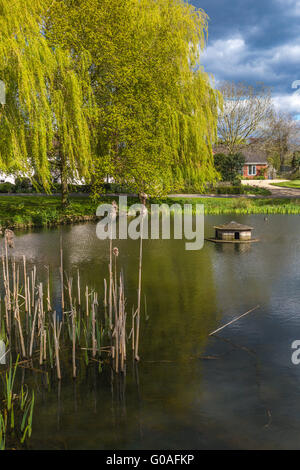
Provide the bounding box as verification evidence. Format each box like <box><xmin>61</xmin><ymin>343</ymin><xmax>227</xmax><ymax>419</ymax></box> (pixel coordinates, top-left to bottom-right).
<box><xmin>8</xmin><ymin>215</ymin><xmax>300</xmax><ymax>449</ymax></box>
<box><xmin>213</xmin><ymin>242</ymin><xmax>252</xmax><ymax>254</ymax></box>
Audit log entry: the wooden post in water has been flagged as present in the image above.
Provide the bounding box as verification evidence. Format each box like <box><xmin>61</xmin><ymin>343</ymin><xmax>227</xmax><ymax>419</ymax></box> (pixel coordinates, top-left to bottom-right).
<box><xmin>68</xmin><ymin>277</ymin><xmax>77</xmax><ymax>379</ymax></box>
<box><xmin>31</xmin><ymin>265</ymin><xmax>36</xmax><ymax>309</ymax></box>
<box><xmin>47</xmin><ymin>266</ymin><xmax>51</xmax><ymax>312</ymax></box>
<box><xmin>77</xmin><ymin>269</ymin><xmax>81</xmax><ymax>307</ymax></box>
<box><xmin>135</xmin><ymin>194</ymin><xmax>147</xmax><ymax>361</ymax></box>
<box><xmin>109</xmin><ymin>201</ymin><xmax>118</xmax><ymax>331</ymax></box>
<box><xmin>23</xmin><ymin>255</ymin><xmax>28</xmax><ymax>314</ymax></box>
<box><xmin>60</xmin><ymin>236</ymin><xmax>64</xmax><ymax>312</ymax></box>
<box><xmin>92</xmin><ymin>293</ymin><xmax>96</xmax><ymax>359</ymax></box>
<box><xmin>38</xmin><ymin>283</ymin><xmax>44</xmax><ymax>365</ymax></box>
<box><xmin>85</xmin><ymin>285</ymin><xmax>89</xmax><ymax>316</ymax></box>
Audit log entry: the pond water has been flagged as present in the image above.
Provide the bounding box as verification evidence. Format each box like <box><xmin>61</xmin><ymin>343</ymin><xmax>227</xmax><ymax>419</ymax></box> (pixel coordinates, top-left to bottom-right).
<box><xmin>9</xmin><ymin>214</ymin><xmax>300</xmax><ymax>449</ymax></box>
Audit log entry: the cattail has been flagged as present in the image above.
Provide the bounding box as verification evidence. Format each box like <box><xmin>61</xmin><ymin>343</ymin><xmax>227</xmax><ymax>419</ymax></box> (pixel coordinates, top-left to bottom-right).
<box><xmin>113</xmin><ymin>247</ymin><xmax>119</xmax><ymax>257</ymax></box>
<box><xmin>111</xmin><ymin>200</ymin><xmax>118</xmax><ymax>219</ymax></box>
<box><xmin>0</xmin><ymin>236</ymin><xmax>143</xmax><ymax>379</ymax></box>
<box><xmin>139</xmin><ymin>192</ymin><xmax>148</xmax><ymax>206</ymax></box>
<box><xmin>113</xmin><ymin>247</ymin><xmax>119</xmax><ymax>293</ymax></box>
<box><xmin>4</xmin><ymin>229</ymin><xmax>14</xmax><ymax>248</ymax></box>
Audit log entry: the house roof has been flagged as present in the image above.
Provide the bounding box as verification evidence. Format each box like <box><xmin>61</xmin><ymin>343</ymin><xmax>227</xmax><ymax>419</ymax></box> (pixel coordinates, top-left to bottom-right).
<box><xmin>242</xmin><ymin>147</ymin><xmax>268</xmax><ymax>165</ymax></box>
<box><xmin>214</xmin><ymin>142</ymin><xmax>268</xmax><ymax>165</ymax></box>
<box><xmin>214</xmin><ymin>221</ymin><xmax>253</xmax><ymax>231</ymax></box>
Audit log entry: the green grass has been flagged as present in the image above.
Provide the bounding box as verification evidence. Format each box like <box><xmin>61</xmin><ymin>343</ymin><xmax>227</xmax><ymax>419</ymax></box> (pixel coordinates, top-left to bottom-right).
<box><xmin>0</xmin><ymin>194</ymin><xmax>300</xmax><ymax>229</ymax></box>
<box><xmin>208</xmin><ymin>184</ymin><xmax>271</xmax><ymax>196</ymax></box>
<box><xmin>270</xmin><ymin>180</ymin><xmax>300</xmax><ymax>189</ymax></box>
<box><xmin>175</xmin><ymin>185</ymin><xmax>272</xmax><ymax>196</ymax></box>
<box><xmin>0</xmin><ymin>195</ymin><xmax>99</xmax><ymax>228</ymax></box>
<box><xmin>0</xmin><ymin>195</ymin><xmax>142</xmax><ymax>228</ymax></box>
<box><xmin>163</xmin><ymin>197</ymin><xmax>300</xmax><ymax>214</ymax></box>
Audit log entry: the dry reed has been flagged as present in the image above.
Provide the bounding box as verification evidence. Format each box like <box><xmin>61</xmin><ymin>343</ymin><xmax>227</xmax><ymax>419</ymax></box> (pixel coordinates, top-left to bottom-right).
<box><xmin>0</xmin><ymin>222</ymin><xmax>144</xmax><ymax>380</ymax></box>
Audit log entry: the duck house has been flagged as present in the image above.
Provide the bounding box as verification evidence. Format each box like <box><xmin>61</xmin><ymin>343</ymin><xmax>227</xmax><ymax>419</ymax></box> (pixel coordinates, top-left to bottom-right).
<box><xmin>207</xmin><ymin>221</ymin><xmax>259</xmax><ymax>243</ymax></box>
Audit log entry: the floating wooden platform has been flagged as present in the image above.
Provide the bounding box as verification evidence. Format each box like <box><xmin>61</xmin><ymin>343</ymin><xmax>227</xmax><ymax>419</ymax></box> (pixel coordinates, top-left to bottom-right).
<box><xmin>205</xmin><ymin>238</ymin><xmax>259</xmax><ymax>244</ymax></box>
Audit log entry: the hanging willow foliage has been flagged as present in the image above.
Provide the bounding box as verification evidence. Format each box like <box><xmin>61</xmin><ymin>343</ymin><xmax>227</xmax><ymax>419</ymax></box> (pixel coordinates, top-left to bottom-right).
<box><xmin>0</xmin><ymin>0</ymin><xmax>96</xmax><ymax>195</ymax></box>
<box><xmin>47</xmin><ymin>0</ymin><xmax>222</xmax><ymax>196</ymax></box>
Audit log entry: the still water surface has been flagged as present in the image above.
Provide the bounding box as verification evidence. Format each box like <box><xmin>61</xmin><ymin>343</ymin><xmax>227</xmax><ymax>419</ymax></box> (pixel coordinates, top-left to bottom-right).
<box><xmin>10</xmin><ymin>215</ymin><xmax>300</xmax><ymax>449</ymax></box>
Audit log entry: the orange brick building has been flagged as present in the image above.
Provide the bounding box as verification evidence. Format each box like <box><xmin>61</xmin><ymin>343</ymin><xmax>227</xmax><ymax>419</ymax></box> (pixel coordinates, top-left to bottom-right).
<box><xmin>242</xmin><ymin>146</ymin><xmax>269</xmax><ymax>179</ymax></box>
<box><xmin>214</xmin><ymin>141</ymin><xmax>273</xmax><ymax>179</ymax></box>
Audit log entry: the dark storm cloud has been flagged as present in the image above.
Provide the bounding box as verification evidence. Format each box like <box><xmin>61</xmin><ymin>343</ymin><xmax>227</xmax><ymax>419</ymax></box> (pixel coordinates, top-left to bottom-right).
<box><xmin>196</xmin><ymin>0</ymin><xmax>297</xmax><ymax>48</ymax></box>
<box><xmin>192</xmin><ymin>0</ymin><xmax>300</xmax><ymax>114</ymax></box>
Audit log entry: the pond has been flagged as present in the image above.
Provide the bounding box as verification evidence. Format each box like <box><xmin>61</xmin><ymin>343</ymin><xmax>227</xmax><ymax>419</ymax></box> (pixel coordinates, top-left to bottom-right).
<box><xmin>8</xmin><ymin>214</ymin><xmax>300</xmax><ymax>449</ymax></box>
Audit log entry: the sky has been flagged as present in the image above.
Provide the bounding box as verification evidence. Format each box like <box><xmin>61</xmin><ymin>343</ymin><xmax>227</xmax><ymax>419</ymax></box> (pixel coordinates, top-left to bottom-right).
<box><xmin>192</xmin><ymin>0</ymin><xmax>300</xmax><ymax>118</ymax></box>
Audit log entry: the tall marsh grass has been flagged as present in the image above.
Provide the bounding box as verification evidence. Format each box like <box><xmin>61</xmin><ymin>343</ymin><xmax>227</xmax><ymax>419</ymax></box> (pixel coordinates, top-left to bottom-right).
<box><xmin>0</xmin><ymin>357</ymin><xmax>35</xmax><ymax>449</ymax></box>
<box><xmin>0</xmin><ymin>215</ymin><xmax>145</xmax><ymax>446</ymax></box>
<box><xmin>0</xmin><ymin>214</ymin><xmax>144</xmax><ymax>378</ymax></box>
<box><xmin>164</xmin><ymin>197</ymin><xmax>300</xmax><ymax>214</ymax></box>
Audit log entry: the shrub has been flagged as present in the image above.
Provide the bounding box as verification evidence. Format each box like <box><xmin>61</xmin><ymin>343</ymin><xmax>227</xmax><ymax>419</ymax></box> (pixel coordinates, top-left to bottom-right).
<box><xmin>14</xmin><ymin>178</ymin><xmax>33</xmax><ymax>193</ymax></box>
<box><xmin>256</xmin><ymin>167</ymin><xmax>267</xmax><ymax>179</ymax></box>
<box><xmin>52</xmin><ymin>183</ymin><xmax>91</xmax><ymax>193</ymax></box>
<box><xmin>243</xmin><ymin>185</ymin><xmax>271</xmax><ymax>195</ymax></box>
<box><xmin>0</xmin><ymin>182</ymin><xmax>15</xmax><ymax>193</ymax></box>
<box><xmin>214</xmin><ymin>153</ymin><xmax>245</xmax><ymax>183</ymax></box>
<box><xmin>216</xmin><ymin>186</ymin><xmax>241</xmax><ymax>194</ymax></box>
<box><xmin>103</xmin><ymin>182</ymin><xmax>130</xmax><ymax>193</ymax></box>
<box><xmin>69</xmin><ymin>184</ymin><xmax>91</xmax><ymax>193</ymax></box>
<box><xmin>206</xmin><ymin>184</ymin><xmax>271</xmax><ymax>196</ymax></box>
<box><xmin>12</xmin><ymin>214</ymin><xmax>31</xmax><ymax>226</ymax></box>
<box><xmin>290</xmin><ymin>171</ymin><xmax>300</xmax><ymax>180</ymax></box>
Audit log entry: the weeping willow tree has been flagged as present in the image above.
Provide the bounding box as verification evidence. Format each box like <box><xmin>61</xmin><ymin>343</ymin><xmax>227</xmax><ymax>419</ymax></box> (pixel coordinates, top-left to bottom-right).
<box><xmin>0</xmin><ymin>0</ymin><xmax>95</xmax><ymax>205</ymax></box>
<box><xmin>47</xmin><ymin>0</ymin><xmax>222</xmax><ymax>196</ymax></box>
<box><xmin>47</xmin><ymin>49</ymin><xmax>95</xmax><ymax>206</ymax></box>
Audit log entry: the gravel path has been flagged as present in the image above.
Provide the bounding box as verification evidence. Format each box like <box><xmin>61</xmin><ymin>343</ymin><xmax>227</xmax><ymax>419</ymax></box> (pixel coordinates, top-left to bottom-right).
<box><xmin>241</xmin><ymin>179</ymin><xmax>300</xmax><ymax>198</ymax></box>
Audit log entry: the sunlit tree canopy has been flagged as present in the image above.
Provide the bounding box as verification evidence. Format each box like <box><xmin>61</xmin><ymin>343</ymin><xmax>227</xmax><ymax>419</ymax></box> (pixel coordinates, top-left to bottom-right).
<box><xmin>47</xmin><ymin>0</ymin><xmax>221</xmax><ymax>195</ymax></box>
<box><xmin>0</xmin><ymin>0</ymin><xmax>95</xmax><ymax>197</ymax></box>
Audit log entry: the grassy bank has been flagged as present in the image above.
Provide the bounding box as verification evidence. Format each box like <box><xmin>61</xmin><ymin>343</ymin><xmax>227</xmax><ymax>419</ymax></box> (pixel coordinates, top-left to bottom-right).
<box><xmin>175</xmin><ymin>184</ymin><xmax>271</xmax><ymax>196</ymax></box>
<box><xmin>0</xmin><ymin>195</ymin><xmax>300</xmax><ymax>229</ymax></box>
<box><xmin>270</xmin><ymin>180</ymin><xmax>300</xmax><ymax>189</ymax></box>
<box><xmin>0</xmin><ymin>195</ymin><xmax>99</xmax><ymax>228</ymax></box>
<box><xmin>164</xmin><ymin>197</ymin><xmax>300</xmax><ymax>214</ymax></box>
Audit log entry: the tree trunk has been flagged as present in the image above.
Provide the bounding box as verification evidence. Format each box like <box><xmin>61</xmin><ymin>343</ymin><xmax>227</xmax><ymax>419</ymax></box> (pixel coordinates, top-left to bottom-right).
<box><xmin>60</xmin><ymin>150</ymin><xmax>69</xmax><ymax>208</ymax></box>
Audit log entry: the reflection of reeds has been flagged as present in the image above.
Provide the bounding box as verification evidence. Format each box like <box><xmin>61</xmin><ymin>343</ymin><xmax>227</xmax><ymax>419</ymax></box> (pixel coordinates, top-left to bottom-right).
<box><xmin>0</xmin><ymin>231</ymin><xmax>143</xmax><ymax>380</ymax></box>
<box><xmin>0</xmin><ymin>357</ymin><xmax>35</xmax><ymax>449</ymax></box>
<box><xmin>52</xmin><ymin>311</ymin><xmax>62</xmax><ymax>380</ymax></box>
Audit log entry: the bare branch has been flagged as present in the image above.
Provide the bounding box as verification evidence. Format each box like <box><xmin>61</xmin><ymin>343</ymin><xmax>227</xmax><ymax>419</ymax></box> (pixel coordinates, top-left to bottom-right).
<box><xmin>217</xmin><ymin>82</ymin><xmax>273</xmax><ymax>154</ymax></box>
